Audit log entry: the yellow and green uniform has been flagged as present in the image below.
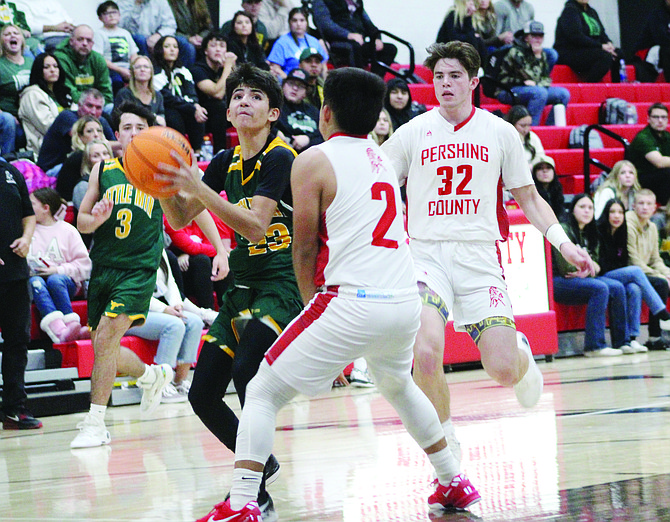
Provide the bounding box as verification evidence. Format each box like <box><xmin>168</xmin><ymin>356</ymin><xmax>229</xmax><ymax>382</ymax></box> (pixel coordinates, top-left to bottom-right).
<box><xmin>87</xmin><ymin>158</ymin><xmax>163</xmax><ymax>329</ymax></box>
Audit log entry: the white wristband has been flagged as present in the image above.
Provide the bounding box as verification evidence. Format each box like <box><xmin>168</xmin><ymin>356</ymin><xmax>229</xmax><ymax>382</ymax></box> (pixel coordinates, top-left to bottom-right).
<box><xmin>545</xmin><ymin>223</ymin><xmax>571</xmax><ymax>250</ymax></box>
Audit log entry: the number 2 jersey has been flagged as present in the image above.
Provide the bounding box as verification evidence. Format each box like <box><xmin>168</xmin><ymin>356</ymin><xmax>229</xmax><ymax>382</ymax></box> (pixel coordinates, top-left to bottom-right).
<box><xmin>90</xmin><ymin>158</ymin><xmax>163</xmax><ymax>270</ymax></box>
<box><xmin>315</xmin><ymin>135</ymin><xmax>416</xmax><ymax>291</ymax></box>
<box><xmin>202</xmin><ymin>134</ymin><xmax>297</xmax><ymax>288</ymax></box>
<box><xmin>382</xmin><ymin>107</ymin><xmax>533</xmax><ymax>243</ymax></box>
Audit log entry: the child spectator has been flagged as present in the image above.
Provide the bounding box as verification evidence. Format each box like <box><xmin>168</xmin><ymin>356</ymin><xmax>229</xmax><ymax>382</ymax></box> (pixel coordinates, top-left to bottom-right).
<box><xmin>27</xmin><ymin>188</ymin><xmax>91</xmax><ymax>344</ymax></box>
<box><xmin>531</xmin><ymin>156</ymin><xmax>564</xmax><ymax>220</ymax></box>
<box><xmin>597</xmin><ymin>198</ymin><xmax>670</xmax><ymax>353</ymax></box>
<box><xmin>18</xmin><ymin>52</ymin><xmax>72</xmax><ymax>156</ymax></box>
<box><xmin>72</xmin><ymin>140</ymin><xmax>114</xmax><ymax>210</ymax></box>
<box><xmin>94</xmin><ymin>1</ymin><xmax>139</xmax><ymax>94</ymax></box>
<box><xmin>369</xmin><ymin>108</ymin><xmax>393</xmax><ymax>146</ymax></box>
<box><xmin>506</xmin><ymin>104</ymin><xmax>545</xmax><ymax>167</ymax></box>
<box><xmin>115</xmin><ymin>55</ymin><xmax>166</xmax><ymax>126</ymax></box>
<box><xmin>593</xmin><ymin>160</ymin><xmax>641</xmax><ymax>220</ymax></box>
<box><xmin>153</xmin><ymin>34</ymin><xmax>207</xmax><ymax>153</ymax></box>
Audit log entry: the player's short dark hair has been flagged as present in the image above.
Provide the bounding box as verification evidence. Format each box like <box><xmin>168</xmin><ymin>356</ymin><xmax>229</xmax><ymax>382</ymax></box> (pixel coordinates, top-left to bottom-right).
<box><xmin>201</xmin><ymin>31</ymin><xmax>227</xmax><ymax>52</ymax></box>
<box><xmin>424</xmin><ymin>41</ymin><xmax>480</xmax><ymax>79</ymax></box>
<box><xmin>323</xmin><ymin>67</ymin><xmax>386</xmax><ymax>135</ymax></box>
<box><xmin>96</xmin><ymin>1</ymin><xmax>119</xmax><ymax>17</ymax></box>
<box><xmin>112</xmin><ymin>100</ymin><xmax>156</xmax><ymax>131</ymax></box>
<box><xmin>648</xmin><ymin>102</ymin><xmax>669</xmax><ymax>116</ymax></box>
<box><xmin>226</xmin><ymin>62</ymin><xmax>283</xmax><ymax>113</ymax></box>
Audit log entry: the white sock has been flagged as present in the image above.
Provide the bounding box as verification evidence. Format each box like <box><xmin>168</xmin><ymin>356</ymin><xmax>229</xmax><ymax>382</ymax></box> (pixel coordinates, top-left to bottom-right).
<box><xmin>442</xmin><ymin>418</ymin><xmax>456</xmax><ymax>439</ymax></box>
<box><xmin>139</xmin><ymin>364</ymin><xmax>154</xmax><ymax>384</ymax></box>
<box><xmin>428</xmin><ymin>445</ymin><xmax>460</xmax><ymax>484</ymax></box>
<box><xmin>89</xmin><ymin>403</ymin><xmax>106</xmax><ymax>423</ymax></box>
<box><xmin>230</xmin><ymin>468</ymin><xmax>262</xmax><ymax>510</ymax></box>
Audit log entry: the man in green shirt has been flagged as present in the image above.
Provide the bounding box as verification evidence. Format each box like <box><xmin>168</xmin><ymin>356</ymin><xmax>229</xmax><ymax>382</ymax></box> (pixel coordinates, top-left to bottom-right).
<box><xmin>54</xmin><ymin>25</ymin><xmax>114</xmax><ymax>108</ymax></box>
<box><xmin>629</xmin><ymin>102</ymin><xmax>670</xmax><ymax>207</ymax></box>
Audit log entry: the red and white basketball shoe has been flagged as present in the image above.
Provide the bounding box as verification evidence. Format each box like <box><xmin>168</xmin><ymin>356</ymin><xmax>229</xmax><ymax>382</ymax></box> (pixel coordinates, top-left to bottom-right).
<box><xmin>195</xmin><ymin>499</ymin><xmax>262</xmax><ymax>522</ymax></box>
<box><xmin>428</xmin><ymin>473</ymin><xmax>481</xmax><ymax>511</ymax></box>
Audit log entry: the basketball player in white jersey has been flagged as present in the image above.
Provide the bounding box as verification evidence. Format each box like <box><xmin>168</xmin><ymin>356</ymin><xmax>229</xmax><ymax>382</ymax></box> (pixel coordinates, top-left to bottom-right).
<box><xmin>192</xmin><ymin>67</ymin><xmax>482</xmax><ymax>521</ymax></box>
<box><xmin>382</xmin><ymin>41</ymin><xmax>595</xmax><ymax>460</ymax></box>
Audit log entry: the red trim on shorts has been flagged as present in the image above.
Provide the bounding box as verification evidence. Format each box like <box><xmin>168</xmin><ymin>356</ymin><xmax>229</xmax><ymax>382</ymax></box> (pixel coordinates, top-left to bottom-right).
<box><xmin>453</xmin><ymin>106</ymin><xmax>476</xmax><ymax>132</ymax></box>
<box><xmin>264</xmin><ymin>289</ymin><xmax>338</xmax><ymax>365</ymax></box>
<box><xmin>329</xmin><ymin>132</ymin><xmax>368</xmax><ymax>139</ymax></box>
<box><xmin>495</xmin><ymin>242</ymin><xmax>506</xmax><ymax>281</ymax></box>
<box><xmin>314</xmin><ymin>212</ymin><xmax>329</xmax><ymax>287</ymax></box>
<box><xmin>496</xmin><ymin>176</ymin><xmax>509</xmax><ymax>241</ymax></box>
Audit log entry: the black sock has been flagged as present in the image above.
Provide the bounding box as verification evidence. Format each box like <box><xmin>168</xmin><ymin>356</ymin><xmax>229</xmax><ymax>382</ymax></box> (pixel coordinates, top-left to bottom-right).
<box><xmin>655</xmin><ymin>309</ymin><xmax>670</xmax><ymax>321</ymax></box>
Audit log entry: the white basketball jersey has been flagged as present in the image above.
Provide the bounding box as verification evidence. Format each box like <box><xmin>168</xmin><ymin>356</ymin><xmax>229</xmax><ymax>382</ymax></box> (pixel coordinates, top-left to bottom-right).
<box><xmin>314</xmin><ymin>135</ymin><xmax>416</xmax><ymax>291</ymax></box>
<box><xmin>382</xmin><ymin>107</ymin><xmax>533</xmax><ymax>242</ymax></box>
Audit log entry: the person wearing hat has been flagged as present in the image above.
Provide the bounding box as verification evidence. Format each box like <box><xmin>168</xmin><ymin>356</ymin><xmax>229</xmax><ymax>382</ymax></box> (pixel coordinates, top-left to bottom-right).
<box><xmin>276</xmin><ymin>67</ymin><xmax>322</xmax><ymax>152</ymax></box>
<box><xmin>496</xmin><ymin>20</ymin><xmax>570</xmax><ymax>125</ymax></box>
<box><xmin>554</xmin><ymin>0</ymin><xmax>623</xmax><ymax>83</ymax></box>
<box><xmin>299</xmin><ymin>47</ymin><xmax>325</xmax><ymax>108</ymax></box>
<box><xmin>531</xmin><ymin>156</ymin><xmax>564</xmax><ymax>220</ymax></box>
<box><xmin>267</xmin><ymin>7</ymin><xmax>328</xmax><ymax>80</ymax></box>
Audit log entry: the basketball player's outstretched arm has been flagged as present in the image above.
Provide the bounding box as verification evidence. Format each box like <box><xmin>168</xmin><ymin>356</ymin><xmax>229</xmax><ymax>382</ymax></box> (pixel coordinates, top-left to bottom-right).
<box><xmin>512</xmin><ymin>184</ymin><xmax>596</xmax><ymax>277</ymax></box>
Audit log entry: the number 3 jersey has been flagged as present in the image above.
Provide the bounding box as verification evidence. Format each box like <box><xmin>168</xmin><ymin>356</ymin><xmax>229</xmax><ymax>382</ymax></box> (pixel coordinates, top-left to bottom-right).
<box><xmin>202</xmin><ymin>135</ymin><xmax>297</xmax><ymax>287</ymax></box>
<box><xmin>315</xmin><ymin>135</ymin><xmax>415</xmax><ymax>291</ymax></box>
<box><xmin>382</xmin><ymin>107</ymin><xmax>533</xmax><ymax>243</ymax></box>
<box><xmin>90</xmin><ymin>158</ymin><xmax>163</xmax><ymax>270</ymax></box>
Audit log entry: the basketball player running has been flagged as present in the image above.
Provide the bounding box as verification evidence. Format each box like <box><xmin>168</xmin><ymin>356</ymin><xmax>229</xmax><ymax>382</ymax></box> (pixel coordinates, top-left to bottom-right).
<box><xmin>158</xmin><ymin>63</ymin><xmax>303</xmax><ymax>518</ymax></box>
<box><xmin>381</xmin><ymin>41</ymin><xmax>595</xmax><ymax>460</ymax></box>
<box><xmin>72</xmin><ymin>101</ymin><xmax>228</xmax><ymax>449</ymax></box>
<box><xmin>186</xmin><ymin>67</ymin><xmax>482</xmax><ymax>522</ymax></box>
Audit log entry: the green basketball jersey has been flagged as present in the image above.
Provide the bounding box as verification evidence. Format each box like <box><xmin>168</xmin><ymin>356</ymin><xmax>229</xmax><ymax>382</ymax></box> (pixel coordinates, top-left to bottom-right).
<box><xmin>225</xmin><ymin>137</ymin><xmax>297</xmax><ymax>287</ymax></box>
<box><xmin>90</xmin><ymin>158</ymin><xmax>163</xmax><ymax>270</ymax></box>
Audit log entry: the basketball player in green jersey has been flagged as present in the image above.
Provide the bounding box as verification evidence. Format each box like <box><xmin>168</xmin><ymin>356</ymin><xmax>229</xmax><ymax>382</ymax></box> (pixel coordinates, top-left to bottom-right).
<box><xmin>159</xmin><ymin>63</ymin><xmax>303</xmax><ymax>517</ymax></box>
<box><xmin>71</xmin><ymin>101</ymin><xmax>228</xmax><ymax>449</ymax></box>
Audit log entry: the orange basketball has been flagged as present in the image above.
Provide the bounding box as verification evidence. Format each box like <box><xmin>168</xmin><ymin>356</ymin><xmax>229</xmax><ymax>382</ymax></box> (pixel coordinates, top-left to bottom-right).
<box><xmin>123</xmin><ymin>126</ymin><xmax>194</xmax><ymax>198</ymax></box>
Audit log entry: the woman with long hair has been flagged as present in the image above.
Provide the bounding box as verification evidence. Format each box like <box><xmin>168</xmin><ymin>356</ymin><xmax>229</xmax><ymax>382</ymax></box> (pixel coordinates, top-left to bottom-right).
<box><xmin>472</xmin><ymin>0</ymin><xmax>513</xmax><ymax>52</ymax></box>
<box><xmin>115</xmin><ymin>55</ymin><xmax>166</xmax><ymax>126</ymax></box>
<box><xmin>267</xmin><ymin>7</ymin><xmax>328</xmax><ymax>80</ymax></box>
<box><xmin>506</xmin><ymin>104</ymin><xmax>546</xmax><ymax>167</ymax></box>
<box><xmin>383</xmin><ymin>77</ymin><xmax>425</xmax><ymax>132</ymax></box>
<box><xmin>596</xmin><ymin>198</ymin><xmax>670</xmax><ymax>353</ymax></box>
<box><xmin>436</xmin><ymin>0</ymin><xmax>486</xmax><ymax>61</ymax></box>
<box><xmin>593</xmin><ymin>160</ymin><xmax>641</xmax><ymax>219</ymax></box>
<box><xmin>226</xmin><ymin>10</ymin><xmax>269</xmax><ymax>70</ymax></box>
<box><xmin>19</xmin><ymin>51</ymin><xmax>72</xmax><ymax>155</ymax></box>
<box><xmin>531</xmin><ymin>157</ymin><xmax>564</xmax><ymax>220</ymax></box>
<box><xmin>71</xmin><ymin>139</ymin><xmax>113</xmax><ymax>210</ymax></box>
<box><xmin>369</xmin><ymin>108</ymin><xmax>393</xmax><ymax>146</ymax></box>
<box><xmin>153</xmin><ymin>34</ymin><xmax>207</xmax><ymax>153</ymax></box>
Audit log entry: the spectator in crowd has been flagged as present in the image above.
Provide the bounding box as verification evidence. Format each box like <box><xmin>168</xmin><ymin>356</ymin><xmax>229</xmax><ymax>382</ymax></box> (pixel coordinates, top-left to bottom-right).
<box><xmin>635</xmin><ymin>0</ymin><xmax>670</xmax><ymax>83</ymax></box>
<box><xmin>164</xmin><ymin>213</ymin><xmax>233</xmax><ymax>311</ymax></box>
<box><xmin>474</xmin><ymin>0</ymin><xmax>513</xmax><ymax>54</ymax></box>
<box><xmin>0</xmin><ymin>0</ymin><xmax>40</xmax><ymax>56</ymax></box>
<box><xmin>597</xmin><ymin>198</ymin><xmax>670</xmax><ymax>353</ymax></box>
<box><xmin>27</xmin><ymin>187</ymin><xmax>91</xmax><ymax>344</ymax></box>
<box><xmin>115</xmin><ymin>55</ymin><xmax>166</xmax><ymax>126</ymax></box>
<box><xmin>276</xmin><ymin>68</ymin><xmax>322</xmax><ymax>152</ymax></box>
<box><xmin>258</xmin><ymin>0</ymin><xmax>294</xmax><ymax>44</ymax></box>
<box><xmin>298</xmin><ymin>47</ymin><xmax>325</xmax><ymax>109</ymax></box>
<box><xmin>56</xmin><ymin>116</ymin><xmax>106</xmax><ymax>203</ymax></box>
<box><xmin>54</xmin><ymin>25</ymin><xmax>114</xmax><ymax>108</ymax></box>
<box><xmin>94</xmin><ymin>1</ymin><xmax>139</xmax><ymax>94</ymax></box>
<box><xmin>226</xmin><ymin>10</ymin><xmax>270</xmax><ymax>70</ymax></box>
<box><xmin>167</xmin><ymin>0</ymin><xmax>213</xmax><ymax>58</ymax></box>
<box><xmin>190</xmin><ymin>31</ymin><xmax>237</xmax><ymax>153</ymax></box>
<box><xmin>0</xmin><ymin>158</ymin><xmax>41</xmax><ymax>429</ymax></box>
<box><xmin>383</xmin><ymin>77</ymin><xmax>424</xmax><ymax>131</ymax></box>
<box><xmin>493</xmin><ymin>0</ymin><xmax>557</xmax><ymax>70</ymax></box>
<box><xmin>126</xmin><ymin>249</ymin><xmax>206</xmax><ymax>404</ymax></box>
<box><xmin>531</xmin><ymin>156</ymin><xmax>564</xmax><ymax>220</ymax></box>
<box><xmin>552</xmin><ymin>194</ymin><xmax>627</xmax><ymax>357</ymax></box>
<box><xmin>593</xmin><ymin>160</ymin><xmax>641</xmax><ymax>220</ymax></box>
<box><xmin>72</xmin><ymin>139</ymin><xmax>114</xmax><ymax>210</ymax></box>
<box><xmin>37</xmin><ymin>89</ymin><xmax>116</xmax><ymax>176</ymax></box>
<box><xmin>629</xmin><ymin>103</ymin><xmax>670</xmax><ymax>207</ymax></box>
<box><xmin>19</xmin><ymin>52</ymin><xmax>73</xmax><ymax>156</ymax></box>
<box><xmin>312</xmin><ymin>0</ymin><xmax>396</xmax><ymax>76</ymax></box>
<box><xmin>627</xmin><ymin>189</ymin><xmax>670</xmax><ymax>350</ymax></box>
<box><xmin>267</xmin><ymin>7</ymin><xmax>328</xmax><ymax>80</ymax></box>
<box><xmin>554</xmin><ymin>0</ymin><xmax>623</xmax><ymax>83</ymax></box>
<box><xmin>437</xmin><ymin>0</ymin><xmax>486</xmax><ymax>62</ymax></box>
<box><xmin>369</xmin><ymin>108</ymin><xmax>393</xmax><ymax>146</ymax></box>
<box><xmin>497</xmin><ymin>21</ymin><xmax>570</xmax><ymax>126</ymax></box>
<box><xmin>221</xmin><ymin>0</ymin><xmax>270</xmax><ymax>53</ymax></box>
<box><xmin>117</xmin><ymin>0</ymin><xmax>197</xmax><ymax>66</ymax></box>
<box><xmin>12</xmin><ymin>0</ymin><xmax>74</xmax><ymax>51</ymax></box>
<box><xmin>0</xmin><ymin>24</ymin><xmax>32</xmax><ymax>155</ymax></box>
<box><xmin>506</xmin><ymin>104</ymin><xmax>545</xmax><ymax>167</ymax></box>
<box><xmin>153</xmin><ymin>34</ymin><xmax>207</xmax><ymax>153</ymax></box>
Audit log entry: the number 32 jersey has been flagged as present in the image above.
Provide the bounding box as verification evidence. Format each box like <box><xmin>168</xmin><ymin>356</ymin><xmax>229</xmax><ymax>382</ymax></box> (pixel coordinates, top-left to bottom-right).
<box><xmin>315</xmin><ymin>135</ymin><xmax>415</xmax><ymax>291</ymax></box>
<box><xmin>382</xmin><ymin>107</ymin><xmax>533</xmax><ymax>243</ymax></box>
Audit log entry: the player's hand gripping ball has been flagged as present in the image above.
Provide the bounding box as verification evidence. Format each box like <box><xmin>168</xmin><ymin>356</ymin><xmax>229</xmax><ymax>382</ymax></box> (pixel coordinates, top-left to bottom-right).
<box><xmin>123</xmin><ymin>126</ymin><xmax>193</xmax><ymax>198</ymax></box>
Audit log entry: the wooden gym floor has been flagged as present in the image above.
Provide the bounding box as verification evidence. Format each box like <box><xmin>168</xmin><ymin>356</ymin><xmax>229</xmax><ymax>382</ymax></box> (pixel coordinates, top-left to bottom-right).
<box><xmin>2</xmin><ymin>351</ymin><xmax>670</xmax><ymax>521</ymax></box>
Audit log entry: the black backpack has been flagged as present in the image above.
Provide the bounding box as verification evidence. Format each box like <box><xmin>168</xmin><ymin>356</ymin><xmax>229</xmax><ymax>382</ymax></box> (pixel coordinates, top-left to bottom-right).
<box><xmin>481</xmin><ymin>46</ymin><xmax>513</xmax><ymax>99</ymax></box>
